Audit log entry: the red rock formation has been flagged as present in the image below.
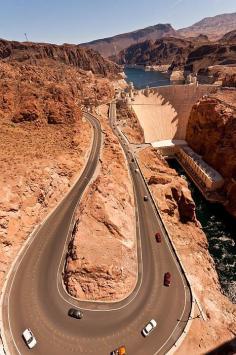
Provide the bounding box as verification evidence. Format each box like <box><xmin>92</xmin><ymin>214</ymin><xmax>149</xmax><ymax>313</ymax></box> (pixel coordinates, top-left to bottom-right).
<box><xmin>0</xmin><ymin>39</ymin><xmax>121</xmax><ymax>77</ymax></box>
<box><xmin>186</xmin><ymin>90</ymin><xmax>236</xmax><ymax>217</ymax></box>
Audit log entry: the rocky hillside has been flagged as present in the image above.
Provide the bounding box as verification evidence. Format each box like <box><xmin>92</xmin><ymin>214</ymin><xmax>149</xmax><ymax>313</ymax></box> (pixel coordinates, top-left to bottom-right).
<box><xmin>185</xmin><ymin>42</ymin><xmax>236</xmax><ymax>74</ymax></box>
<box><xmin>116</xmin><ymin>32</ymin><xmax>236</xmax><ymax>75</ymax></box>
<box><xmin>178</xmin><ymin>12</ymin><xmax>236</xmax><ymax>41</ymax></box>
<box><xmin>186</xmin><ymin>90</ymin><xmax>236</xmax><ymax>218</ymax></box>
<box><xmin>220</xmin><ymin>29</ymin><xmax>236</xmax><ymax>44</ymax></box>
<box><xmin>117</xmin><ymin>37</ymin><xmax>197</xmax><ymax>67</ymax></box>
<box><xmin>81</xmin><ymin>24</ymin><xmax>177</xmax><ymax>58</ymax></box>
<box><xmin>0</xmin><ymin>39</ymin><xmax>120</xmax><ymax>77</ymax></box>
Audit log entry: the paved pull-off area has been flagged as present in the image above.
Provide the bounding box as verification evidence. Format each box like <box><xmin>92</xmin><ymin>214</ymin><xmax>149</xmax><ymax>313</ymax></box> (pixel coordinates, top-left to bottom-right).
<box><xmin>1</xmin><ymin>109</ymin><xmax>192</xmax><ymax>355</ymax></box>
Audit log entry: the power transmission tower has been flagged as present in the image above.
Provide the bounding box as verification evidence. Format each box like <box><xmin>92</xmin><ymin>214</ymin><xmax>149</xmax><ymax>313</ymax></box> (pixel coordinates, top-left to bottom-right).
<box><xmin>24</xmin><ymin>33</ymin><xmax>29</xmax><ymax>42</ymax></box>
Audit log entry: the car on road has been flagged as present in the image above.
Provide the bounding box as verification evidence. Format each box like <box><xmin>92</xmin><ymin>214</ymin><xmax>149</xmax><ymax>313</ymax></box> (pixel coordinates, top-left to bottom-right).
<box><xmin>22</xmin><ymin>328</ymin><xmax>37</xmax><ymax>349</ymax></box>
<box><xmin>135</xmin><ymin>168</ymin><xmax>139</xmax><ymax>173</ymax></box>
<box><xmin>144</xmin><ymin>196</ymin><xmax>149</xmax><ymax>201</ymax></box>
<box><xmin>68</xmin><ymin>308</ymin><xmax>83</xmax><ymax>319</ymax></box>
<box><xmin>142</xmin><ymin>319</ymin><xmax>157</xmax><ymax>337</ymax></box>
<box><xmin>164</xmin><ymin>272</ymin><xmax>171</xmax><ymax>286</ymax></box>
<box><xmin>155</xmin><ymin>232</ymin><xmax>161</xmax><ymax>243</ymax></box>
<box><xmin>111</xmin><ymin>345</ymin><xmax>127</xmax><ymax>355</ymax></box>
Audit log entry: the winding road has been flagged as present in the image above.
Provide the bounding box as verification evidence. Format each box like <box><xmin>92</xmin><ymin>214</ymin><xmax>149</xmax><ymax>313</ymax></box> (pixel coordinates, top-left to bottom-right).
<box><xmin>1</xmin><ymin>106</ymin><xmax>192</xmax><ymax>355</ymax></box>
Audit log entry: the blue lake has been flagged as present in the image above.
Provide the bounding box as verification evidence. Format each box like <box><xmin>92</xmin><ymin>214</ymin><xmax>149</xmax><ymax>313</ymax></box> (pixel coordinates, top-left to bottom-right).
<box><xmin>125</xmin><ymin>68</ymin><xmax>170</xmax><ymax>89</ymax></box>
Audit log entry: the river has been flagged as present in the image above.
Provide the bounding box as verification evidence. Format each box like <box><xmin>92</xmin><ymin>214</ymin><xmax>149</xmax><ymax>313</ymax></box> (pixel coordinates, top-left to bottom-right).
<box><xmin>168</xmin><ymin>159</ymin><xmax>236</xmax><ymax>303</ymax></box>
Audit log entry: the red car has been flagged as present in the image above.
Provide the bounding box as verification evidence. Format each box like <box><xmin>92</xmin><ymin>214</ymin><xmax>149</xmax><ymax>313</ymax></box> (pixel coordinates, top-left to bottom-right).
<box><xmin>164</xmin><ymin>272</ymin><xmax>171</xmax><ymax>287</ymax></box>
<box><xmin>155</xmin><ymin>232</ymin><xmax>161</xmax><ymax>243</ymax></box>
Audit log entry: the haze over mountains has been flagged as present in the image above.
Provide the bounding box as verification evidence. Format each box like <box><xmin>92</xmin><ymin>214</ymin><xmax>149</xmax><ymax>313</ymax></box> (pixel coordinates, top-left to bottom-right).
<box><xmin>81</xmin><ymin>12</ymin><xmax>236</xmax><ymax>58</ymax></box>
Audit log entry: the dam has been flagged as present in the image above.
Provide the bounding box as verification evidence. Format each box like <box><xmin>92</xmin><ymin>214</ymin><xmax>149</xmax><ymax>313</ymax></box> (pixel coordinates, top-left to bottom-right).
<box><xmin>130</xmin><ymin>84</ymin><xmax>217</xmax><ymax>143</ymax></box>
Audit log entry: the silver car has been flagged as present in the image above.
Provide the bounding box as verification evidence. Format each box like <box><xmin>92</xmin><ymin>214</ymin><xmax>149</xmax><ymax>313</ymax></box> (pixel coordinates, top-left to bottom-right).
<box><xmin>22</xmin><ymin>328</ymin><xmax>37</xmax><ymax>349</ymax></box>
<box><xmin>142</xmin><ymin>319</ymin><xmax>157</xmax><ymax>337</ymax></box>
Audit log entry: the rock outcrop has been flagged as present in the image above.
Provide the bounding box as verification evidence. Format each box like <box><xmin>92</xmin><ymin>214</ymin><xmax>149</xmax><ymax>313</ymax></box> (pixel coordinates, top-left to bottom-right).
<box><xmin>64</xmin><ymin>106</ymin><xmax>137</xmax><ymax>301</ymax></box>
<box><xmin>137</xmin><ymin>147</ymin><xmax>236</xmax><ymax>354</ymax></box>
<box><xmin>186</xmin><ymin>90</ymin><xmax>236</xmax><ymax>217</ymax></box>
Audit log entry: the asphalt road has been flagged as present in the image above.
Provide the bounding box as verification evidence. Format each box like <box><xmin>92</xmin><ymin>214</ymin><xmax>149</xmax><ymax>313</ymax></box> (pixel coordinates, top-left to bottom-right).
<box><xmin>2</xmin><ymin>107</ymin><xmax>192</xmax><ymax>355</ymax></box>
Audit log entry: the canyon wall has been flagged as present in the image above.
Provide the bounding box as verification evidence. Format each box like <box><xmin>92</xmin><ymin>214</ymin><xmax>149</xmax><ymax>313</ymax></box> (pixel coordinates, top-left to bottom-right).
<box><xmin>131</xmin><ymin>85</ymin><xmax>217</xmax><ymax>143</ymax></box>
<box><xmin>186</xmin><ymin>89</ymin><xmax>236</xmax><ymax>217</ymax></box>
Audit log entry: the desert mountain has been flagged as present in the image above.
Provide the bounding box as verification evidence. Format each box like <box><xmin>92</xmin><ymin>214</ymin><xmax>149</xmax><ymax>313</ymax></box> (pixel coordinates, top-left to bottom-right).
<box><xmin>82</xmin><ymin>13</ymin><xmax>236</xmax><ymax>58</ymax></box>
<box><xmin>81</xmin><ymin>24</ymin><xmax>177</xmax><ymax>58</ymax></box>
<box><xmin>178</xmin><ymin>12</ymin><xmax>236</xmax><ymax>41</ymax></box>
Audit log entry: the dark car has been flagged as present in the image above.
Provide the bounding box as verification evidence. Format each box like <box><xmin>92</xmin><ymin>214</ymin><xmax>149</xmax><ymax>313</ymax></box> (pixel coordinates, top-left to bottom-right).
<box><xmin>155</xmin><ymin>232</ymin><xmax>161</xmax><ymax>243</ymax></box>
<box><xmin>144</xmin><ymin>196</ymin><xmax>149</xmax><ymax>201</ymax></box>
<box><xmin>68</xmin><ymin>308</ymin><xmax>83</xmax><ymax>319</ymax></box>
<box><xmin>164</xmin><ymin>272</ymin><xmax>171</xmax><ymax>287</ymax></box>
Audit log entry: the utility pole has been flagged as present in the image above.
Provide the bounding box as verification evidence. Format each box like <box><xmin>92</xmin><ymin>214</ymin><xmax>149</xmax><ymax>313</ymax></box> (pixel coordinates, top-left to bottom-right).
<box><xmin>24</xmin><ymin>33</ymin><xmax>29</xmax><ymax>42</ymax></box>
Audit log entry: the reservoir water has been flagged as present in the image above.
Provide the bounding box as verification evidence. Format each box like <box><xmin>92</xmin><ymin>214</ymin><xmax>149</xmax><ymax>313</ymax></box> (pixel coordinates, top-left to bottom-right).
<box><xmin>168</xmin><ymin>159</ymin><xmax>236</xmax><ymax>303</ymax></box>
<box><xmin>125</xmin><ymin>68</ymin><xmax>170</xmax><ymax>89</ymax></box>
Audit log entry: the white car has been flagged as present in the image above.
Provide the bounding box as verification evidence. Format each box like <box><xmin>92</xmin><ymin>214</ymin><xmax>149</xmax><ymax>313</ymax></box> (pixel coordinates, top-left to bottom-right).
<box><xmin>142</xmin><ymin>319</ymin><xmax>157</xmax><ymax>337</ymax></box>
<box><xmin>22</xmin><ymin>328</ymin><xmax>37</xmax><ymax>349</ymax></box>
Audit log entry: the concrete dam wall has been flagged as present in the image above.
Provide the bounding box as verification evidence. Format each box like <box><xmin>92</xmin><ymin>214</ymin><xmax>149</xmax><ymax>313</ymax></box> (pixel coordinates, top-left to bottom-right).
<box><xmin>131</xmin><ymin>84</ymin><xmax>217</xmax><ymax>143</ymax></box>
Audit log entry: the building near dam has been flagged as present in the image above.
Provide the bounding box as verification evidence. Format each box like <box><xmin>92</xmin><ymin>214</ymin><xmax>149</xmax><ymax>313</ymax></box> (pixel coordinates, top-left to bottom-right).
<box><xmin>176</xmin><ymin>146</ymin><xmax>224</xmax><ymax>191</ymax></box>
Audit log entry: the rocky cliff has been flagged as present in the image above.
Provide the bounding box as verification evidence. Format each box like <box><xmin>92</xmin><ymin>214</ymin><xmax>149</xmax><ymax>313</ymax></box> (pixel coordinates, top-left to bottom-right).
<box><xmin>186</xmin><ymin>90</ymin><xmax>236</xmax><ymax>217</ymax></box>
<box><xmin>0</xmin><ymin>39</ymin><xmax>121</xmax><ymax>77</ymax></box>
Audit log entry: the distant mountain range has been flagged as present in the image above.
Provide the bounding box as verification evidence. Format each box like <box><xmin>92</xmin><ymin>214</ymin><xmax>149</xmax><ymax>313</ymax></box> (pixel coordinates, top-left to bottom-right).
<box><xmin>81</xmin><ymin>12</ymin><xmax>236</xmax><ymax>58</ymax></box>
<box><xmin>116</xmin><ymin>30</ymin><xmax>236</xmax><ymax>75</ymax></box>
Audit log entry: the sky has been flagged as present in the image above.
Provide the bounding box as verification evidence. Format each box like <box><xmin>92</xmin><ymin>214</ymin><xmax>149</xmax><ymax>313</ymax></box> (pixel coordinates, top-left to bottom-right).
<box><xmin>0</xmin><ymin>0</ymin><xmax>235</xmax><ymax>44</ymax></box>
